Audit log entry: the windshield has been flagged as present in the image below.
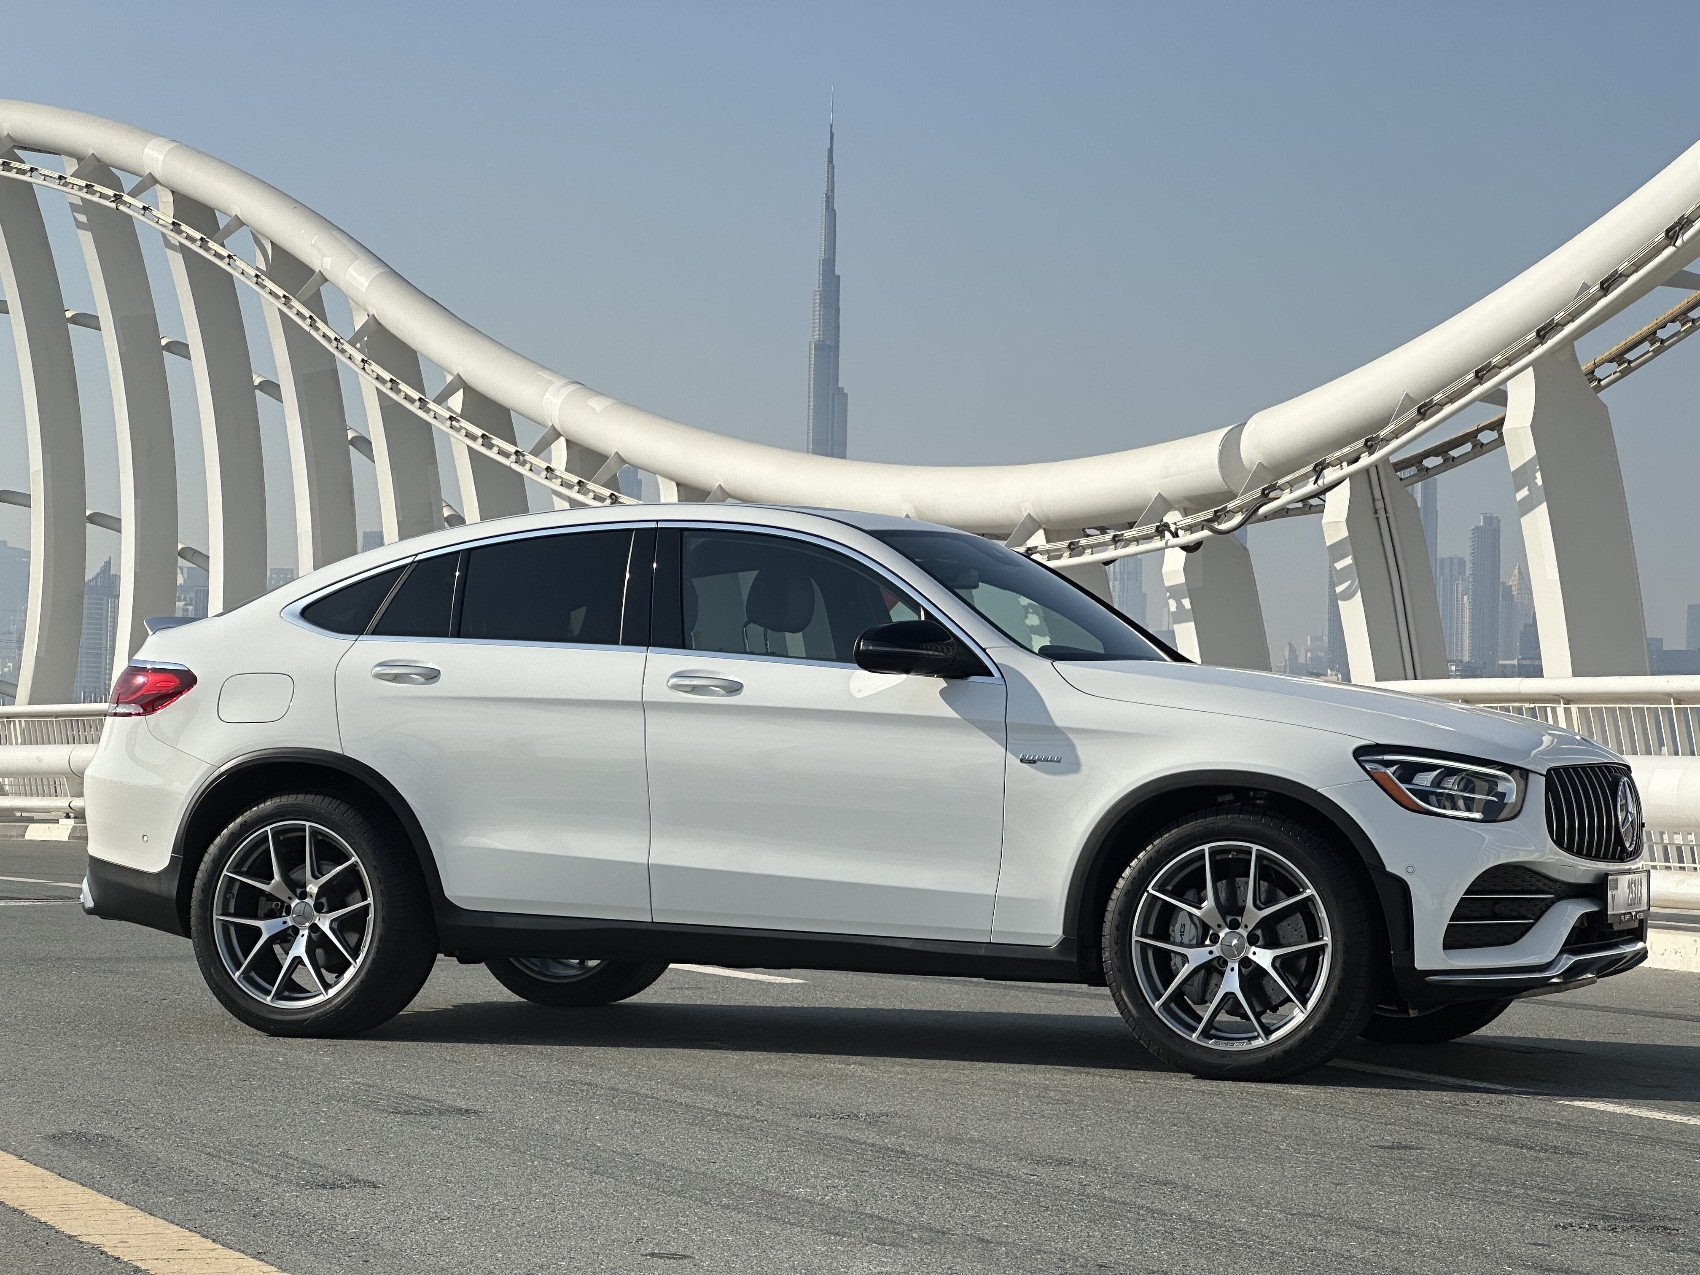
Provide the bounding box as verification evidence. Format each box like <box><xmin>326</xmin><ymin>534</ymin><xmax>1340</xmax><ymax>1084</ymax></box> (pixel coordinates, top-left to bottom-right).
<box><xmin>874</xmin><ymin>529</ymin><xmax>1171</xmax><ymax>662</ymax></box>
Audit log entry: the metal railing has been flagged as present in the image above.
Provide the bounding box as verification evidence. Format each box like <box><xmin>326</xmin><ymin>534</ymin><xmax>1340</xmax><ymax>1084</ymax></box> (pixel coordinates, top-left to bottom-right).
<box><xmin>0</xmin><ymin>705</ymin><xmax>106</xmax><ymax>817</ymax></box>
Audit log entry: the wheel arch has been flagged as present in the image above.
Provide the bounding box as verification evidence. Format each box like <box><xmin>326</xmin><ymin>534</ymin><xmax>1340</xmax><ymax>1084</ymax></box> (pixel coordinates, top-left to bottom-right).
<box><xmin>1064</xmin><ymin>770</ymin><xmax>1412</xmax><ymax>984</ymax></box>
<box><xmin>170</xmin><ymin>748</ymin><xmax>445</xmax><ymax>936</ymax></box>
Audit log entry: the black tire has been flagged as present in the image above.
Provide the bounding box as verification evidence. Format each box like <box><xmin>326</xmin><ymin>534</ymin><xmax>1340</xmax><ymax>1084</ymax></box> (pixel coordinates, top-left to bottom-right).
<box><xmin>485</xmin><ymin>957</ymin><xmax>670</xmax><ymax>1007</ymax></box>
<box><xmin>190</xmin><ymin>792</ymin><xmax>437</xmax><ymax>1037</ymax></box>
<box><xmin>1360</xmin><ymin>998</ymin><xmax>1513</xmax><ymax>1044</ymax></box>
<box><xmin>1102</xmin><ymin>806</ymin><xmax>1381</xmax><ymax>1081</ymax></box>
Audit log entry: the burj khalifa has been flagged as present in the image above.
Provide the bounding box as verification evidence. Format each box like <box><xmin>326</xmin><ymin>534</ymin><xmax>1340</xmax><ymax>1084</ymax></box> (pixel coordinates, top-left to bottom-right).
<box><xmin>805</xmin><ymin>117</ymin><xmax>848</xmax><ymax>458</ymax></box>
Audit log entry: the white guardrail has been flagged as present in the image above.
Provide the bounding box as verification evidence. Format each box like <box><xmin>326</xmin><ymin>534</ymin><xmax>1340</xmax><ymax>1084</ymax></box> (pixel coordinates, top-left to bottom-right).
<box><xmin>5</xmin><ymin>680</ymin><xmax>1700</xmax><ymax>908</ymax></box>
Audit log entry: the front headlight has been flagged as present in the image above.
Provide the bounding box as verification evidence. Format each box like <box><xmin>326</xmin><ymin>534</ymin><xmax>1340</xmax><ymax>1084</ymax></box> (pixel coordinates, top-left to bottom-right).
<box><xmin>1356</xmin><ymin>750</ymin><xmax>1526</xmax><ymax>822</ymax></box>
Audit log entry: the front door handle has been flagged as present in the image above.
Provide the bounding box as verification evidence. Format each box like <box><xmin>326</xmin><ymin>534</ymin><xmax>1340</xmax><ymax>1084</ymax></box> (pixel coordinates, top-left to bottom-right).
<box><xmin>666</xmin><ymin>671</ymin><xmax>744</xmax><ymax>697</ymax></box>
<box><xmin>371</xmin><ymin>661</ymin><xmax>441</xmax><ymax>685</ymax></box>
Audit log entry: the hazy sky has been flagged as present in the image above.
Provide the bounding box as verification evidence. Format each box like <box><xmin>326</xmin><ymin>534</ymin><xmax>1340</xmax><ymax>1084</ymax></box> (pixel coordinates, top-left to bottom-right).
<box><xmin>4</xmin><ymin>0</ymin><xmax>1700</xmax><ymax>658</ymax></box>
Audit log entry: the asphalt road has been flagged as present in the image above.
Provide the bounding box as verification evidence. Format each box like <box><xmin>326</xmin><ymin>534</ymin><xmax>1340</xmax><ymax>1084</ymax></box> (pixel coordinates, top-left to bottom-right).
<box><xmin>2</xmin><ymin>838</ymin><xmax>1697</xmax><ymax>1275</ymax></box>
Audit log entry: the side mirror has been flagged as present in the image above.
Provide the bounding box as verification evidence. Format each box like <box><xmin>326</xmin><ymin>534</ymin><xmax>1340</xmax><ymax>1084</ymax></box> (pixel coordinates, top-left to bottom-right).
<box><xmin>853</xmin><ymin>620</ymin><xmax>987</xmax><ymax>679</ymax></box>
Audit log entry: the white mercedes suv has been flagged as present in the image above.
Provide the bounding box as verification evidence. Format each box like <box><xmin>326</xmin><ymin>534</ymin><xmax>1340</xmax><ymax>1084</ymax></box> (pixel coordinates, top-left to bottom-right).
<box><xmin>81</xmin><ymin>505</ymin><xmax>1650</xmax><ymax>1080</ymax></box>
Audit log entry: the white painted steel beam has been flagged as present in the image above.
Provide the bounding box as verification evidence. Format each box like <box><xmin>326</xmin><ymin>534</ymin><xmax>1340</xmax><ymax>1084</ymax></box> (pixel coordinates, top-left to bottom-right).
<box><xmin>1504</xmin><ymin>345</ymin><xmax>1649</xmax><ymax>677</ymax></box>
<box><xmin>448</xmin><ymin>384</ymin><xmax>527</xmax><ymax>522</ymax></box>
<box><xmin>0</xmin><ymin>172</ymin><xmax>84</xmax><ymax>704</ymax></box>
<box><xmin>256</xmin><ymin>239</ymin><xmax>357</xmax><ymax>573</ymax></box>
<box><xmin>351</xmin><ymin>310</ymin><xmax>441</xmax><ymax>541</ymax></box>
<box><xmin>4</xmin><ymin>101</ymin><xmax>1696</xmax><ymax>541</ymax></box>
<box><xmin>1161</xmin><ymin>536</ymin><xmax>1270</xmax><ymax>670</ymax></box>
<box><xmin>159</xmin><ymin>189</ymin><xmax>266</xmax><ymax>612</ymax></box>
<box><xmin>61</xmin><ymin>156</ymin><xmax>177</xmax><ymax>677</ymax></box>
<box><xmin>1321</xmin><ymin>460</ymin><xmax>1447</xmax><ymax>682</ymax></box>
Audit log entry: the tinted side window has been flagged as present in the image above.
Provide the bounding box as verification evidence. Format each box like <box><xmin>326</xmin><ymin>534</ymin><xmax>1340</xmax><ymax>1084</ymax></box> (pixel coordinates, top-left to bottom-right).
<box><xmin>681</xmin><ymin>530</ymin><xmax>923</xmax><ymax>664</ymax></box>
<box><xmin>459</xmin><ymin>530</ymin><xmax>634</xmax><ymax>645</ymax></box>
<box><xmin>370</xmin><ymin>552</ymin><xmax>460</xmax><ymax>638</ymax></box>
<box><xmin>300</xmin><ymin>566</ymin><xmax>404</xmax><ymax>635</ymax></box>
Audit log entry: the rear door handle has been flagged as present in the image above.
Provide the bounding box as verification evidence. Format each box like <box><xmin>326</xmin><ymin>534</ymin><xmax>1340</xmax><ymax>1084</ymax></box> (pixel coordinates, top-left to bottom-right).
<box><xmin>371</xmin><ymin>661</ymin><xmax>441</xmax><ymax>685</ymax></box>
<box><xmin>666</xmin><ymin>671</ymin><xmax>744</xmax><ymax>697</ymax></box>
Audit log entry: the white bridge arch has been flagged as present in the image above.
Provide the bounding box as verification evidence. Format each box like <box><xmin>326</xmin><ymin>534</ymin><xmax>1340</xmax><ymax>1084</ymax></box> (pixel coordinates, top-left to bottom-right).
<box><xmin>3</xmin><ymin>99</ymin><xmax>1700</xmax><ymax>703</ymax></box>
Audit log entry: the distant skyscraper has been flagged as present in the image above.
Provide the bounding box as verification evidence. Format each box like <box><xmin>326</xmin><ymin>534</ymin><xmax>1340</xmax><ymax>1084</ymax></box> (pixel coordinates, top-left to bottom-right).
<box><xmin>75</xmin><ymin>560</ymin><xmax>120</xmax><ymax>703</ymax></box>
<box><xmin>1467</xmin><ymin>513</ymin><xmax>1502</xmax><ymax>674</ymax></box>
<box><xmin>1418</xmin><ymin>479</ymin><xmax>1439</xmax><ymax>579</ymax></box>
<box><xmin>1687</xmin><ymin>603</ymin><xmax>1700</xmax><ymax>653</ymax></box>
<box><xmin>1436</xmin><ymin>555</ymin><xmax>1468</xmax><ymax>664</ymax></box>
<box><xmin>805</xmin><ymin>112</ymin><xmax>848</xmax><ymax>458</ymax></box>
<box><xmin>1108</xmin><ymin>554</ymin><xmax>1145</xmax><ymax>627</ymax></box>
<box><xmin>1325</xmin><ymin>577</ymin><xmax>1347</xmax><ymax>678</ymax></box>
<box><xmin>267</xmin><ymin>566</ymin><xmax>298</xmax><ymax>592</ymax></box>
<box><xmin>361</xmin><ymin>530</ymin><xmax>384</xmax><ymax>553</ymax></box>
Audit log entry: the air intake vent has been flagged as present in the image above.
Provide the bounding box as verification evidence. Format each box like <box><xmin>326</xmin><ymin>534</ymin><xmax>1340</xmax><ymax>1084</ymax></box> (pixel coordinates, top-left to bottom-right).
<box><xmin>1443</xmin><ymin>864</ymin><xmax>1591</xmax><ymax>951</ymax></box>
<box><xmin>1544</xmin><ymin>764</ymin><xmax>1640</xmax><ymax>863</ymax></box>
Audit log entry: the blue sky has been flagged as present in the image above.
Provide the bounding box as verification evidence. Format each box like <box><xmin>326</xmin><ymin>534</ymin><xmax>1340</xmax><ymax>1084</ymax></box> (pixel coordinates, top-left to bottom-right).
<box><xmin>4</xmin><ymin>1</ymin><xmax>1700</xmax><ymax>655</ymax></box>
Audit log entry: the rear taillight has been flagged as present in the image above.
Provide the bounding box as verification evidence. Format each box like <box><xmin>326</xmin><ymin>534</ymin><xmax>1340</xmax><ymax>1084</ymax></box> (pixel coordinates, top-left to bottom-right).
<box><xmin>108</xmin><ymin>663</ymin><xmax>197</xmax><ymax>717</ymax></box>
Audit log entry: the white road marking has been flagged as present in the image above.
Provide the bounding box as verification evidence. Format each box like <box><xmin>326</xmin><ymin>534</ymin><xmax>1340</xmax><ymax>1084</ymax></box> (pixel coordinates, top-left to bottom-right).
<box><xmin>672</xmin><ymin>964</ymin><xmax>806</xmax><ymax>984</ymax></box>
<box><xmin>0</xmin><ymin>899</ymin><xmax>76</xmax><ymax>907</ymax></box>
<box><xmin>1332</xmin><ymin>1060</ymin><xmax>1700</xmax><ymax>1129</ymax></box>
<box><xmin>1558</xmin><ymin>1099</ymin><xmax>1700</xmax><ymax>1126</ymax></box>
<box><xmin>0</xmin><ymin>875</ymin><xmax>81</xmax><ymax>889</ymax></box>
<box><xmin>0</xmin><ymin>1147</ymin><xmax>288</xmax><ymax>1272</ymax></box>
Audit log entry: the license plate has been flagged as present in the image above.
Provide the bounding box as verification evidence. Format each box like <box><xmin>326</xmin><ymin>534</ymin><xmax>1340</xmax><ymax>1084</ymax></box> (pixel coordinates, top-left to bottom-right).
<box><xmin>1606</xmin><ymin>869</ymin><xmax>1650</xmax><ymax>922</ymax></box>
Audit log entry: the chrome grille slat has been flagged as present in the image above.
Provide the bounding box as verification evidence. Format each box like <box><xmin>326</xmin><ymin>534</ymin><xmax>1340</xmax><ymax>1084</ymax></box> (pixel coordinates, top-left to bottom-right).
<box><xmin>1544</xmin><ymin>763</ymin><xmax>1637</xmax><ymax>862</ymax></box>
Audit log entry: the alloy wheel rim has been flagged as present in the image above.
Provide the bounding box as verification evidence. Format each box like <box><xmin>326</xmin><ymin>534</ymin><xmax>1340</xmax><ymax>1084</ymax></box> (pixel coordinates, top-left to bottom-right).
<box><xmin>1131</xmin><ymin>840</ymin><xmax>1332</xmax><ymax>1051</ymax></box>
<box><xmin>212</xmin><ymin>820</ymin><xmax>374</xmax><ymax>1009</ymax></box>
<box><xmin>510</xmin><ymin>957</ymin><xmax>606</xmax><ymax>982</ymax></box>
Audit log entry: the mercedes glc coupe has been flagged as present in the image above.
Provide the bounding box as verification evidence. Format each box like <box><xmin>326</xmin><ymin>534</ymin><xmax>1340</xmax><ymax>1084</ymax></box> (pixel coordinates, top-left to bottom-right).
<box><xmin>81</xmin><ymin>506</ymin><xmax>1651</xmax><ymax>1080</ymax></box>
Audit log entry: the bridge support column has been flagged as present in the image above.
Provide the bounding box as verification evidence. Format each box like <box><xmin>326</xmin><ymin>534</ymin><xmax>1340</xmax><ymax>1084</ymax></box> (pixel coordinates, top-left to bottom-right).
<box><xmin>352</xmin><ymin>312</ymin><xmax>442</xmax><ymax>542</ymax></box>
<box><xmin>257</xmin><ymin>241</ymin><xmax>357</xmax><ymax>574</ymax></box>
<box><xmin>160</xmin><ymin>191</ymin><xmax>266</xmax><ymax>612</ymax></box>
<box><xmin>449</xmin><ymin>386</ymin><xmax>528</xmax><ymax>522</ymax></box>
<box><xmin>1321</xmin><ymin>460</ymin><xmax>1447</xmax><ymax>682</ymax></box>
<box><xmin>657</xmin><ymin>476</ymin><xmax>708</xmax><ymax>502</ymax></box>
<box><xmin>0</xmin><ymin>171</ymin><xmax>84</xmax><ymax>702</ymax></box>
<box><xmin>1504</xmin><ymin>345</ymin><xmax>1648</xmax><ymax>676</ymax></box>
<box><xmin>66</xmin><ymin>158</ymin><xmax>178</xmax><ymax>677</ymax></box>
<box><xmin>1161</xmin><ymin>534</ymin><xmax>1269</xmax><ymax>669</ymax></box>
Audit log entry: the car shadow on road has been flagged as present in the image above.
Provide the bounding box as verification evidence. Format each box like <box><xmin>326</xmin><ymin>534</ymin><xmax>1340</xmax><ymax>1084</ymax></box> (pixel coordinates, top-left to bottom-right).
<box><xmin>374</xmin><ymin>999</ymin><xmax>1171</xmax><ymax>1073</ymax></box>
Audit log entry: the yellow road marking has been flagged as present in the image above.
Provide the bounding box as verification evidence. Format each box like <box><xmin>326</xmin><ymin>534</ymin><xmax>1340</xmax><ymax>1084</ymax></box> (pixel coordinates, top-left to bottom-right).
<box><xmin>0</xmin><ymin>1149</ymin><xmax>287</xmax><ymax>1274</ymax></box>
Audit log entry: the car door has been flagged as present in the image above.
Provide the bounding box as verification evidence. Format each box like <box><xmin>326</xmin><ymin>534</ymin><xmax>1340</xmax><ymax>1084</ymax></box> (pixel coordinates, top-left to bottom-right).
<box><xmin>643</xmin><ymin>525</ymin><xmax>1008</xmax><ymax>942</ymax></box>
<box><xmin>334</xmin><ymin>525</ymin><xmax>654</xmax><ymax>919</ymax></box>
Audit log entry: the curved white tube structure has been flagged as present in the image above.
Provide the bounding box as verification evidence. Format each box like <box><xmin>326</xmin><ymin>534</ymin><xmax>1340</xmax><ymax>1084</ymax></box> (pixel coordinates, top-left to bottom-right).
<box><xmin>2</xmin><ymin>100</ymin><xmax>1699</xmax><ymax>701</ymax></box>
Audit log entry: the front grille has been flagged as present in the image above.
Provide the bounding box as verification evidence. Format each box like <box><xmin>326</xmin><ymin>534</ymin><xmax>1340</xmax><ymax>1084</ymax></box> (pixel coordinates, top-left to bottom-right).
<box><xmin>1444</xmin><ymin>864</ymin><xmax>1592</xmax><ymax>950</ymax></box>
<box><xmin>1544</xmin><ymin>763</ymin><xmax>1639</xmax><ymax>862</ymax></box>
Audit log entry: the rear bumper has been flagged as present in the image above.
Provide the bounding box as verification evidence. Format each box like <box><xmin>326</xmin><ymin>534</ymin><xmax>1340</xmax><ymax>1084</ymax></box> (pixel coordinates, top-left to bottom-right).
<box><xmin>83</xmin><ymin>852</ymin><xmax>186</xmax><ymax>937</ymax></box>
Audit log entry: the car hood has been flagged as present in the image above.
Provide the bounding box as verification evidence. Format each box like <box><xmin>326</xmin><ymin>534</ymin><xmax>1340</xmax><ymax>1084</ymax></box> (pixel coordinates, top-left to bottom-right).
<box><xmin>1050</xmin><ymin>660</ymin><xmax>1614</xmax><ymax>771</ymax></box>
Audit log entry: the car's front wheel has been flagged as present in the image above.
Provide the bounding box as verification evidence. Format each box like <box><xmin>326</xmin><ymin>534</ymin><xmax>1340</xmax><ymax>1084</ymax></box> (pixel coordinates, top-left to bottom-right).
<box><xmin>485</xmin><ymin>957</ymin><xmax>669</xmax><ymax>1007</ymax></box>
<box><xmin>189</xmin><ymin>793</ymin><xmax>437</xmax><ymax>1037</ymax></box>
<box><xmin>1102</xmin><ymin>807</ymin><xmax>1380</xmax><ymax>1081</ymax></box>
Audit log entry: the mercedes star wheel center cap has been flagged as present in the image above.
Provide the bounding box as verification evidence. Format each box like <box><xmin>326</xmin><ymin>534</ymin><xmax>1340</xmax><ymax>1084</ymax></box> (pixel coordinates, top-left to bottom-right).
<box><xmin>1219</xmin><ymin>931</ymin><xmax>1248</xmax><ymax>961</ymax></box>
<box><xmin>289</xmin><ymin>899</ymin><xmax>316</xmax><ymax>929</ymax></box>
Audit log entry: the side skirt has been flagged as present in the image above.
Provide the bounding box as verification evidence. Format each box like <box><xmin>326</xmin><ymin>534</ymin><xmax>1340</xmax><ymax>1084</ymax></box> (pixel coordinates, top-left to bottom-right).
<box><xmin>438</xmin><ymin>907</ymin><xmax>1080</xmax><ymax>983</ymax></box>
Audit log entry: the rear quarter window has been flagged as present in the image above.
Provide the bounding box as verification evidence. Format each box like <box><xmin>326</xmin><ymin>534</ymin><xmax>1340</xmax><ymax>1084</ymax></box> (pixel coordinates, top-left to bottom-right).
<box><xmin>299</xmin><ymin>566</ymin><xmax>405</xmax><ymax>635</ymax></box>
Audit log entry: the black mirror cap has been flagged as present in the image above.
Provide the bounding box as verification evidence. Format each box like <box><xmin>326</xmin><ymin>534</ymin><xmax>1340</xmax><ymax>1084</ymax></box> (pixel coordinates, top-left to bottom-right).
<box><xmin>853</xmin><ymin>620</ymin><xmax>989</xmax><ymax>679</ymax></box>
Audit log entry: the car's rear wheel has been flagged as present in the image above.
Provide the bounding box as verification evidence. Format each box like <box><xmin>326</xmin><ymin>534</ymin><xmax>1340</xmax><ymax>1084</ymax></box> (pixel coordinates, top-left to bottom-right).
<box><xmin>1102</xmin><ymin>807</ymin><xmax>1380</xmax><ymax>1081</ymax></box>
<box><xmin>190</xmin><ymin>793</ymin><xmax>436</xmax><ymax>1036</ymax></box>
<box><xmin>1360</xmin><ymin>998</ymin><xmax>1513</xmax><ymax>1044</ymax></box>
<box><xmin>484</xmin><ymin>957</ymin><xmax>669</xmax><ymax>1007</ymax></box>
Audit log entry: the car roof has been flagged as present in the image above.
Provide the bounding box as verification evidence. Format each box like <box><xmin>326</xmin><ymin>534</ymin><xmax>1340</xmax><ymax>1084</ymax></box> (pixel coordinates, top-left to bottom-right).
<box><xmin>264</xmin><ymin>503</ymin><xmax>972</xmax><ymax>608</ymax></box>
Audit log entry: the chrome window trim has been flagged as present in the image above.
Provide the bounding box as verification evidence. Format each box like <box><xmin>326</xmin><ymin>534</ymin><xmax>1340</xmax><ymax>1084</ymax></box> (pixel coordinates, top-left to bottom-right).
<box><xmin>282</xmin><ymin>559</ymin><xmax>417</xmax><ymax>639</ymax></box>
<box><xmin>285</xmin><ymin>520</ymin><xmax>660</xmax><ymax>647</ymax></box>
<box><xmin>662</xmin><ymin>519</ymin><xmax>1005</xmax><ymax>684</ymax></box>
